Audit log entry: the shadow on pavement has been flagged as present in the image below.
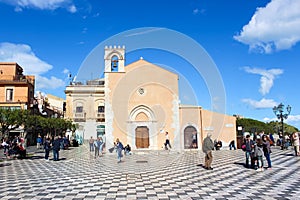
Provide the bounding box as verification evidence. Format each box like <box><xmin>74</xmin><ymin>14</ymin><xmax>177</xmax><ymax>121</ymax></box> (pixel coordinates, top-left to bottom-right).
<box><xmin>28</xmin><ymin>156</ymin><xmax>45</xmax><ymax>160</ymax></box>
<box><xmin>0</xmin><ymin>163</ymin><xmax>12</xmax><ymax>167</ymax></box>
<box><xmin>48</xmin><ymin>158</ymin><xmax>67</xmax><ymax>161</ymax></box>
<box><xmin>34</xmin><ymin>151</ymin><xmax>45</xmax><ymax>154</ymax></box>
<box><xmin>234</xmin><ymin>162</ymin><xmax>247</xmax><ymax>168</ymax></box>
<box><xmin>196</xmin><ymin>164</ymin><xmax>207</xmax><ymax>169</ymax></box>
<box><xmin>285</xmin><ymin>153</ymin><xmax>295</xmax><ymax>157</ymax></box>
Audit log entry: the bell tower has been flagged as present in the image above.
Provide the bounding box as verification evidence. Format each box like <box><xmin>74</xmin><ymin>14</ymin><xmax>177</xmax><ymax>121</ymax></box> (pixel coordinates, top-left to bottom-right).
<box><xmin>104</xmin><ymin>45</ymin><xmax>125</xmax><ymax>72</ymax></box>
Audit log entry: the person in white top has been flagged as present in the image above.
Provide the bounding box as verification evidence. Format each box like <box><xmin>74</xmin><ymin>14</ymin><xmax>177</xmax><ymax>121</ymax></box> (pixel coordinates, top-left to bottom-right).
<box><xmin>164</xmin><ymin>132</ymin><xmax>171</xmax><ymax>150</ymax></box>
<box><xmin>292</xmin><ymin>132</ymin><xmax>300</xmax><ymax>156</ymax></box>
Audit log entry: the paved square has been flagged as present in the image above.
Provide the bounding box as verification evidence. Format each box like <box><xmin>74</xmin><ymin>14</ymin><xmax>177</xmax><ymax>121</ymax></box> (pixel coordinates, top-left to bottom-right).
<box><xmin>0</xmin><ymin>144</ymin><xmax>299</xmax><ymax>200</ymax></box>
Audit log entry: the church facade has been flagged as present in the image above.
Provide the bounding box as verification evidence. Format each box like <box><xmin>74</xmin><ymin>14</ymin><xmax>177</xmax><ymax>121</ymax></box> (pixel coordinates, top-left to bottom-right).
<box><xmin>65</xmin><ymin>46</ymin><xmax>236</xmax><ymax>150</ymax></box>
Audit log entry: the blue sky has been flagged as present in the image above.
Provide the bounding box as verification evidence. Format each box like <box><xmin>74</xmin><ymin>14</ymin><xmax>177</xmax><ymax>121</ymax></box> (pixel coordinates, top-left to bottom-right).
<box><xmin>0</xmin><ymin>0</ymin><xmax>300</xmax><ymax>129</ymax></box>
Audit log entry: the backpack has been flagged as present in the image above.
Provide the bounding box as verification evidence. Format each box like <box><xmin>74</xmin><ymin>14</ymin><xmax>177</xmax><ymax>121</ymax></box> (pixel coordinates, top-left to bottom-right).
<box><xmin>241</xmin><ymin>144</ymin><xmax>246</xmax><ymax>151</ymax></box>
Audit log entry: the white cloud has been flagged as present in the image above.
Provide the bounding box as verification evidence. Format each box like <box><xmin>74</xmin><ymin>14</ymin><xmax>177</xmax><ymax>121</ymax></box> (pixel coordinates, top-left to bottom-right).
<box><xmin>193</xmin><ymin>8</ymin><xmax>205</xmax><ymax>15</ymax></box>
<box><xmin>125</xmin><ymin>28</ymin><xmax>164</xmax><ymax>37</ymax></box>
<box><xmin>286</xmin><ymin>115</ymin><xmax>300</xmax><ymax>123</ymax></box>
<box><xmin>262</xmin><ymin>117</ymin><xmax>277</xmax><ymax>122</ymax></box>
<box><xmin>234</xmin><ymin>0</ymin><xmax>300</xmax><ymax>53</ymax></box>
<box><xmin>14</xmin><ymin>6</ymin><xmax>22</xmax><ymax>12</ymax></box>
<box><xmin>243</xmin><ymin>66</ymin><xmax>283</xmax><ymax>95</ymax></box>
<box><xmin>0</xmin><ymin>0</ymin><xmax>77</xmax><ymax>13</ymax></box>
<box><xmin>264</xmin><ymin>115</ymin><xmax>300</xmax><ymax>129</ymax></box>
<box><xmin>0</xmin><ymin>42</ymin><xmax>52</xmax><ymax>74</ymax></box>
<box><xmin>286</xmin><ymin>115</ymin><xmax>300</xmax><ymax>129</ymax></box>
<box><xmin>68</xmin><ymin>4</ymin><xmax>76</xmax><ymax>13</ymax></box>
<box><xmin>63</xmin><ymin>68</ymin><xmax>70</xmax><ymax>74</ymax></box>
<box><xmin>0</xmin><ymin>42</ymin><xmax>66</xmax><ymax>91</ymax></box>
<box><xmin>193</xmin><ymin>8</ymin><xmax>199</xmax><ymax>15</ymax></box>
<box><xmin>242</xmin><ymin>98</ymin><xmax>277</xmax><ymax>109</ymax></box>
<box><xmin>35</xmin><ymin>75</ymin><xmax>65</xmax><ymax>90</ymax></box>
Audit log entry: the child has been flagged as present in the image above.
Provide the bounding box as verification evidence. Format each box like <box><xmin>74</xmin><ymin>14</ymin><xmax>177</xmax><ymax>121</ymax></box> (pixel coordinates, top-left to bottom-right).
<box><xmin>254</xmin><ymin>137</ymin><xmax>264</xmax><ymax>171</ymax></box>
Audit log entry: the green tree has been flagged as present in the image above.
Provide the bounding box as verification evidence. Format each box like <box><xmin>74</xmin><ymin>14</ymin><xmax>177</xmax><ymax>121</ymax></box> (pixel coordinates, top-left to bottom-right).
<box><xmin>37</xmin><ymin>117</ymin><xmax>76</xmax><ymax>137</ymax></box>
<box><xmin>0</xmin><ymin>108</ymin><xmax>25</xmax><ymax>137</ymax></box>
<box><xmin>0</xmin><ymin>108</ymin><xmax>77</xmax><ymax>138</ymax></box>
<box><xmin>236</xmin><ymin>118</ymin><xmax>298</xmax><ymax>136</ymax></box>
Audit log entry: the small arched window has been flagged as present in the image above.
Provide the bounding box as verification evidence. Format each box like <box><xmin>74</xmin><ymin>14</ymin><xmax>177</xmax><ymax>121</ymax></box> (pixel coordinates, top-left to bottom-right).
<box><xmin>111</xmin><ymin>55</ymin><xmax>119</xmax><ymax>71</ymax></box>
<box><xmin>76</xmin><ymin>102</ymin><xmax>83</xmax><ymax>113</ymax></box>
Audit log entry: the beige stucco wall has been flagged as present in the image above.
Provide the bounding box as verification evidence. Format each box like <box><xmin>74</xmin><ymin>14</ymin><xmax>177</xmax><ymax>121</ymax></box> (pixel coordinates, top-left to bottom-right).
<box><xmin>64</xmin><ymin>54</ymin><xmax>237</xmax><ymax>150</ymax></box>
<box><xmin>201</xmin><ymin>109</ymin><xmax>236</xmax><ymax>145</ymax></box>
<box><xmin>3</xmin><ymin>86</ymin><xmax>29</xmax><ymax>102</ymax></box>
<box><xmin>179</xmin><ymin>106</ymin><xmax>202</xmax><ymax>149</ymax></box>
<box><xmin>65</xmin><ymin>84</ymin><xmax>105</xmax><ymax>141</ymax></box>
<box><xmin>65</xmin><ymin>86</ymin><xmax>105</xmax><ymax>119</ymax></box>
<box><xmin>106</xmin><ymin>59</ymin><xmax>180</xmax><ymax>149</ymax></box>
<box><xmin>0</xmin><ymin>63</ymin><xmax>17</xmax><ymax>80</ymax></box>
<box><xmin>46</xmin><ymin>94</ymin><xmax>64</xmax><ymax>111</ymax></box>
<box><xmin>179</xmin><ymin>106</ymin><xmax>236</xmax><ymax>149</ymax></box>
<box><xmin>0</xmin><ymin>63</ymin><xmax>34</xmax><ymax>108</ymax></box>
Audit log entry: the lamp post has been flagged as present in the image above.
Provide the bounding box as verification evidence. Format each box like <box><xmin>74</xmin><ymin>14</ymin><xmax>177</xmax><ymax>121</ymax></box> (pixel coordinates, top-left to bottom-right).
<box><xmin>273</xmin><ymin>103</ymin><xmax>291</xmax><ymax>149</ymax></box>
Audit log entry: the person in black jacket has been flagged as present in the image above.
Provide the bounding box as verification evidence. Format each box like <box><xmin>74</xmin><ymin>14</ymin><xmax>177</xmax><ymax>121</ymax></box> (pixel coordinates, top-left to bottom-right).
<box><xmin>44</xmin><ymin>137</ymin><xmax>51</xmax><ymax>160</ymax></box>
<box><xmin>52</xmin><ymin>136</ymin><xmax>60</xmax><ymax>161</ymax></box>
<box><xmin>245</xmin><ymin>134</ymin><xmax>255</xmax><ymax>168</ymax></box>
<box><xmin>229</xmin><ymin>140</ymin><xmax>236</xmax><ymax>150</ymax></box>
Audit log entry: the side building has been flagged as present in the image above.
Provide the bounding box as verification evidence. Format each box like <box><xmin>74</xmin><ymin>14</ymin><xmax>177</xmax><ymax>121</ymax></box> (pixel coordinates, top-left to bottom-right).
<box><xmin>65</xmin><ymin>46</ymin><xmax>236</xmax><ymax>150</ymax></box>
<box><xmin>64</xmin><ymin>79</ymin><xmax>105</xmax><ymax>144</ymax></box>
<box><xmin>0</xmin><ymin>62</ymin><xmax>35</xmax><ymax>139</ymax></box>
<box><xmin>0</xmin><ymin>62</ymin><xmax>35</xmax><ymax>110</ymax></box>
<box><xmin>0</xmin><ymin>63</ymin><xmax>64</xmax><ymax>142</ymax></box>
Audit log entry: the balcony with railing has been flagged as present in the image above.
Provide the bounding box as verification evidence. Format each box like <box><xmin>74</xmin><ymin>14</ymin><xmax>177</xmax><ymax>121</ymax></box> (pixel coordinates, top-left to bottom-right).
<box><xmin>74</xmin><ymin>112</ymin><xmax>86</xmax><ymax>122</ymax></box>
<box><xmin>0</xmin><ymin>75</ymin><xmax>34</xmax><ymax>85</ymax></box>
<box><xmin>74</xmin><ymin>113</ymin><xmax>84</xmax><ymax>118</ymax></box>
<box><xmin>96</xmin><ymin>112</ymin><xmax>105</xmax><ymax>122</ymax></box>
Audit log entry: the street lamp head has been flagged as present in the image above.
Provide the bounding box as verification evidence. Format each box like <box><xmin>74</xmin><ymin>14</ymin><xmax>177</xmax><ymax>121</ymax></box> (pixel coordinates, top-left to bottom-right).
<box><xmin>287</xmin><ymin>105</ymin><xmax>291</xmax><ymax>114</ymax></box>
<box><xmin>278</xmin><ymin>103</ymin><xmax>284</xmax><ymax>112</ymax></box>
<box><xmin>273</xmin><ymin>106</ymin><xmax>278</xmax><ymax>115</ymax></box>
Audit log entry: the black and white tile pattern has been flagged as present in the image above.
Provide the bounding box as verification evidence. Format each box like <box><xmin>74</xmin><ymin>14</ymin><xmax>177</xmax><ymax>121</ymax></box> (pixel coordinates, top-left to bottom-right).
<box><xmin>0</xmin><ymin>145</ymin><xmax>299</xmax><ymax>200</ymax></box>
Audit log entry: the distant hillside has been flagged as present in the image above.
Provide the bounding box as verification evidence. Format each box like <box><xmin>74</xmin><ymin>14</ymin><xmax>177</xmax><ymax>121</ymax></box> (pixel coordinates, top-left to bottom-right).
<box><xmin>236</xmin><ymin>118</ymin><xmax>299</xmax><ymax>136</ymax></box>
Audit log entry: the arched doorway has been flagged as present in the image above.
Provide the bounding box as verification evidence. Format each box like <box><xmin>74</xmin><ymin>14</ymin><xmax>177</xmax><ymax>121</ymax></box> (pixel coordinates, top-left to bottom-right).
<box><xmin>135</xmin><ymin>126</ymin><xmax>149</xmax><ymax>148</ymax></box>
<box><xmin>184</xmin><ymin>125</ymin><xmax>198</xmax><ymax>149</ymax></box>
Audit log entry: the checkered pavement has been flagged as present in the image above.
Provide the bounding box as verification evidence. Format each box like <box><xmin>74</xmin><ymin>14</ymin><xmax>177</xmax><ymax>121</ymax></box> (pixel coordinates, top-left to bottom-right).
<box><xmin>0</xmin><ymin>144</ymin><xmax>299</xmax><ymax>200</ymax></box>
